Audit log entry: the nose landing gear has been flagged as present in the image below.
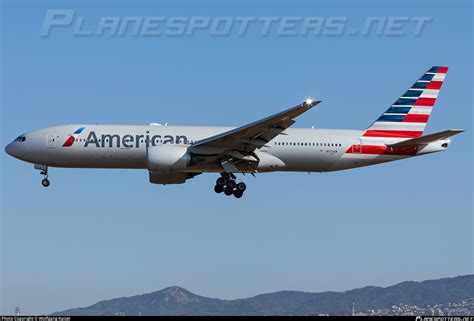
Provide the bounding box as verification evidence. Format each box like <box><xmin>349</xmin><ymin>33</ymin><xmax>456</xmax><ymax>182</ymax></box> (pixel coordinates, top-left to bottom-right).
<box><xmin>42</xmin><ymin>177</ymin><xmax>50</xmax><ymax>187</ymax></box>
<box><xmin>35</xmin><ymin>164</ymin><xmax>50</xmax><ymax>187</ymax></box>
<box><xmin>214</xmin><ymin>173</ymin><xmax>246</xmax><ymax>198</ymax></box>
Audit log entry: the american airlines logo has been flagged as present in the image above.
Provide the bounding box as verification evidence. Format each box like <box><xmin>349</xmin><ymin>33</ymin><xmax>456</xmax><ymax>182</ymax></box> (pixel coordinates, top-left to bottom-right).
<box><xmin>62</xmin><ymin>127</ymin><xmax>85</xmax><ymax>147</ymax></box>
<box><xmin>66</xmin><ymin>130</ymin><xmax>190</xmax><ymax>148</ymax></box>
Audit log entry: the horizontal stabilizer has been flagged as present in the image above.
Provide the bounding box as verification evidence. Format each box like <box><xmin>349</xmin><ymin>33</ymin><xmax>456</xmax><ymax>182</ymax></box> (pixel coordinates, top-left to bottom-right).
<box><xmin>387</xmin><ymin>129</ymin><xmax>464</xmax><ymax>148</ymax></box>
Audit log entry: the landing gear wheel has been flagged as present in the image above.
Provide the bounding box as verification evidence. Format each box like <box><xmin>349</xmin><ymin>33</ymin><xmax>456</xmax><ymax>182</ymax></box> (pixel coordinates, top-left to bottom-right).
<box><xmin>224</xmin><ymin>186</ymin><xmax>234</xmax><ymax>196</ymax></box>
<box><xmin>214</xmin><ymin>184</ymin><xmax>224</xmax><ymax>193</ymax></box>
<box><xmin>227</xmin><ymin>180</ymin><xmax>236</xmax><ymax>189</ymax></box>
<box><xmin>237</xmin><ymin>182</ymin><xmax>246</xmax><ymax>192</ymax></box>
<box><xmin>233</xmin><ymin>190</ymin><xmax>243</xmax><ymax>198</ymax></box>
<box><xmin>42</xmin><ymin>178</ymin><xmax>50</xmax><ymax>187</ymax></box>
<box><xmin>216</xmin><ymin>177</ymin><xmax>226</xmax><ymax>186</ymax></box>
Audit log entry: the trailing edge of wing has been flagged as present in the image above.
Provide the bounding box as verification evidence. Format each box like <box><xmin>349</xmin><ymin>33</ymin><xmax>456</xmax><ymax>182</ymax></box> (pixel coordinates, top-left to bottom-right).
<box><xmin>386</xmin><ymin>129</ymin><xmax>465</xmax><ymax>149</ymax></box>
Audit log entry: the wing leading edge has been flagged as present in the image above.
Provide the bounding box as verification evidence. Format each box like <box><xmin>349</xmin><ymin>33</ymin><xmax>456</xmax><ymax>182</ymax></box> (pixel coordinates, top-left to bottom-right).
<box><xmin>190</xmin><ymin>99</ymin><xmax>321</xmax><ymax>154</ymax></box>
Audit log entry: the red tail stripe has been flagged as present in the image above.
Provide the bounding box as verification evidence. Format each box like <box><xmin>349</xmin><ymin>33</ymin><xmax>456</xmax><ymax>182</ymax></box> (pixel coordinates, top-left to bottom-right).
<box><xmin>426</xmin><ymin>81</ymin><xmax>443</xmax><ymax>90</ymax></box>
<box><xmin>403</xmin><ymin>114</ymin><xmax>430</xmax><ymax>123</ymax></box>
<box><xmin>438</xmin><ymin>66</ymin><xmax>449</xmax><ymax>73</ymax></box>
<box><xmin>363</xmin><ymin>130</ymin><xmax>423</xmax><ymax>138</ymax></box>
<box><xmin>414</xmin><ymin>97</ymin><xmax>436</xmax><ymax>106</ymax></box>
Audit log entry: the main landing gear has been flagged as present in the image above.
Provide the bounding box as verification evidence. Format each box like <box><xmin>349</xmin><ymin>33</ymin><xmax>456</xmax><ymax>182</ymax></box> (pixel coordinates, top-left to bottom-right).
<box><xmin>214</xmin><ymin>173</ymin><xmax>246</xmax><ymax>198</ymax></box>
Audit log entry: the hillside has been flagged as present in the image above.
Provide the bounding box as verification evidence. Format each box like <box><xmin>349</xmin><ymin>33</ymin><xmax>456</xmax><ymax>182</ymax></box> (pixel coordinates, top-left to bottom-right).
<box><xmin>54</xmin><ymin>274</ymin><xmax>474</xmax><ymax>316</ymax></box>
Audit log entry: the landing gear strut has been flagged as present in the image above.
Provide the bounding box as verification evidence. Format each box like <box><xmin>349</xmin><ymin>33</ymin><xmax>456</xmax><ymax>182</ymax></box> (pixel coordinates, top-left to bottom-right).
<box><xmin>214</xmin><ymin>173</ymin><xmax>246</xmax><ymax>198</ymax></box>
<box><xmin>35</xmin><ymin>164</ymin><xmax>50</xmax><ymax>187</ymax></box>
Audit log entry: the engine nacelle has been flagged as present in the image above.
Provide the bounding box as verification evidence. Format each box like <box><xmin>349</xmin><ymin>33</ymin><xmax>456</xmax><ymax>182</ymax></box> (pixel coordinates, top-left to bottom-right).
<box><xmin>255</xmin><ymin>151</ymin><xmax>286</xmax><ymax>172</ymax></box>
<box><xmin>147</xmin><ymin>145</ymin><xmax>190</xmax><ymax>172</ymax></box>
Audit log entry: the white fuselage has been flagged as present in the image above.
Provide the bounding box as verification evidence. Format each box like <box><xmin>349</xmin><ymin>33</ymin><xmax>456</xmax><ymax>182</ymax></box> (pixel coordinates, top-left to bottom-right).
<box><xmin>4</xmin><ymin>124</ymin><xmax>448</xmax><ymax>174</ymax></box>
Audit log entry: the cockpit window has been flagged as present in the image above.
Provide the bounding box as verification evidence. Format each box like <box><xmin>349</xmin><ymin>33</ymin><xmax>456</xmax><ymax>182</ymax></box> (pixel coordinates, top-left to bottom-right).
<box><xmin>14</xmin><ymin>136</ymin><xmax>26</xmax><ymax>142</ymax></box>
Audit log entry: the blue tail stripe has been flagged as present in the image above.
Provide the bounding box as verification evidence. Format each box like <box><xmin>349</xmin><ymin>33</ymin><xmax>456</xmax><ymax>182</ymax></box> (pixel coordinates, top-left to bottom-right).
<box><xmin>412</xmin><ymin>82</ymin><xmax>429</xmax><ymax>89</ymax></box>
<box><xmin>403</xmin><ymin>90</ymin><xmax>423</xmax><ymax>98</ymax></box>
<box><xmin>386</xmin><ymin>106</ymin><xmax>412</xmax><ymax>113</ymax></box>
<box><xmin>394</xmin><ymin>98</ymin><xmax>417</xmax><ymax>106</ymax></box>
<box><xmin>420</xmin><ymin>73</ymin><xmax>435</xmax><ymax>81</ymax></box>
<box><xmin>377</xmin><ymin>114</ymin><xmax>405</xmax><ymax>122</ymax></box>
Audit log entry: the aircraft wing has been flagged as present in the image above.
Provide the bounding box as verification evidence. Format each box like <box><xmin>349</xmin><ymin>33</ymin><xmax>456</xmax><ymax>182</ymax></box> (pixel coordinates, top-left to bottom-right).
<box><xmin>190</xmin><ymin>99</ymin><xmax>321</xmax><ymax>154</ymax></box>
<box><xmin>386</xmin><ymin>129</ymin><xmax>464</xmax><ymax>149</ymax></box>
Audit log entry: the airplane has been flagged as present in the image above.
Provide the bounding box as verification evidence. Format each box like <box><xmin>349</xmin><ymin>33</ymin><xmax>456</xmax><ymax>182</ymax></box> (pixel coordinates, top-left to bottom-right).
<box><xmin>5</xmin><ymin>66</ymin><xmax>464</xmax><ymax>198</ymax></box>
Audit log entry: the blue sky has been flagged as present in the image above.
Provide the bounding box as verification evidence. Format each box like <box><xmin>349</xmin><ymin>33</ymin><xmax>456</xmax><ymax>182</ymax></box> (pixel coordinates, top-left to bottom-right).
<box><xmin>1</xmin><ymin>0</ymin><xmax>472</xmax><ymax>315</ymax></box>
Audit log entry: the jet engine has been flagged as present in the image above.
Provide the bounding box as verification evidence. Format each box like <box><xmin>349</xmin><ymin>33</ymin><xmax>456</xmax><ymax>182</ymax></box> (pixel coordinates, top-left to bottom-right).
<box><xmin>147</xmin><ymin>145</ymin><xmax>190</xmax><ymax>172</ymax></box>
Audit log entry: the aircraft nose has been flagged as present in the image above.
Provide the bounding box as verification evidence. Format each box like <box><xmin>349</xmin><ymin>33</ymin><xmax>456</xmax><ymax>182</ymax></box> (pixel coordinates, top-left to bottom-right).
<box><xmin>5</xmin><ymin>142</ymin><xmax>22</xmax><ymax>158</ymax></box>
<box><xmin>5</xmin><ymin>142</ymin><xmax>14</xmax><ymax>156</ymax></box>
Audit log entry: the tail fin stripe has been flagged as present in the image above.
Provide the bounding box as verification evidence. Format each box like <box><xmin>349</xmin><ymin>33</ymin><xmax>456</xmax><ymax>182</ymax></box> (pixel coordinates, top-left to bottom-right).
<box><xmin>419</xmin><ymin>89</ymin><xmax>439</xmax><ymax>98</ymax></box>
<box><xmin>363</xmin><ymin>130</ymin><xmax>423</xmax><ymax>138</ymax></box>
<box><xmin>387</xmin><ymin>107</ymin><xmax>412</xmax><ymax>113</ymax></box>
<box><xmin>420</xmin><ymin>74</ymin><xmax>435</xmax><ymax>81</ymax></box>
<box><xmin>437</xmin><ymin>66</ymin><xmax>448</xmax><ymax>73</ymax></box>
<box><xmin>402</xmin><ymin>90</ymin><xmax>424</xmax><ymax>97</ymax></box>
<box><xmin>426</xmin><ymin>81</ymin><xmax>443</xmax><ymax>90</ymax></box>
<box><xmin>412</xmin><ymin>82</ymin><xmax>429</xmax><ymax>89</ymax></box>
<box><xmin>377</xmin><ymin>114</ymin><xmax>406</xmax><ymax>122</ymax></box>
<box><xmin>369</xmin><ymin>122</ymin><xmax>426</xmax><ymax>131</ymax></box>
<box><xmin>395</xmin><ymin>98</ymin><xmax>417</xmax><ymax>105</ymax></box>
<box><xmin>432</xmin><ymin>73</ymin><xmax>446</xmax><ymax>81</ymax></box>
<box><xmin>414</xmin><ymin>98</ymin><xmax>436</xmax><ymax>106</ymax></box>
<box><xmin>403</xmin><ymin>114</ymin><xmax>430</xmax><ymax>123</ymax></box>
<box><xmin>409</xmin><ymin>106</ymin><xmax>433</xmax><ymax>114</ymax></box>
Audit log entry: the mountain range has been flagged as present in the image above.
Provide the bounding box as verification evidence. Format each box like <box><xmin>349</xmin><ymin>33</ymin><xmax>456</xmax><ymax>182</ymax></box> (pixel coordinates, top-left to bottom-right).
<box><xmin>54</xmin><ymin>274</ymin><xmax>474</xmax><ymax>316</ymax></box>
